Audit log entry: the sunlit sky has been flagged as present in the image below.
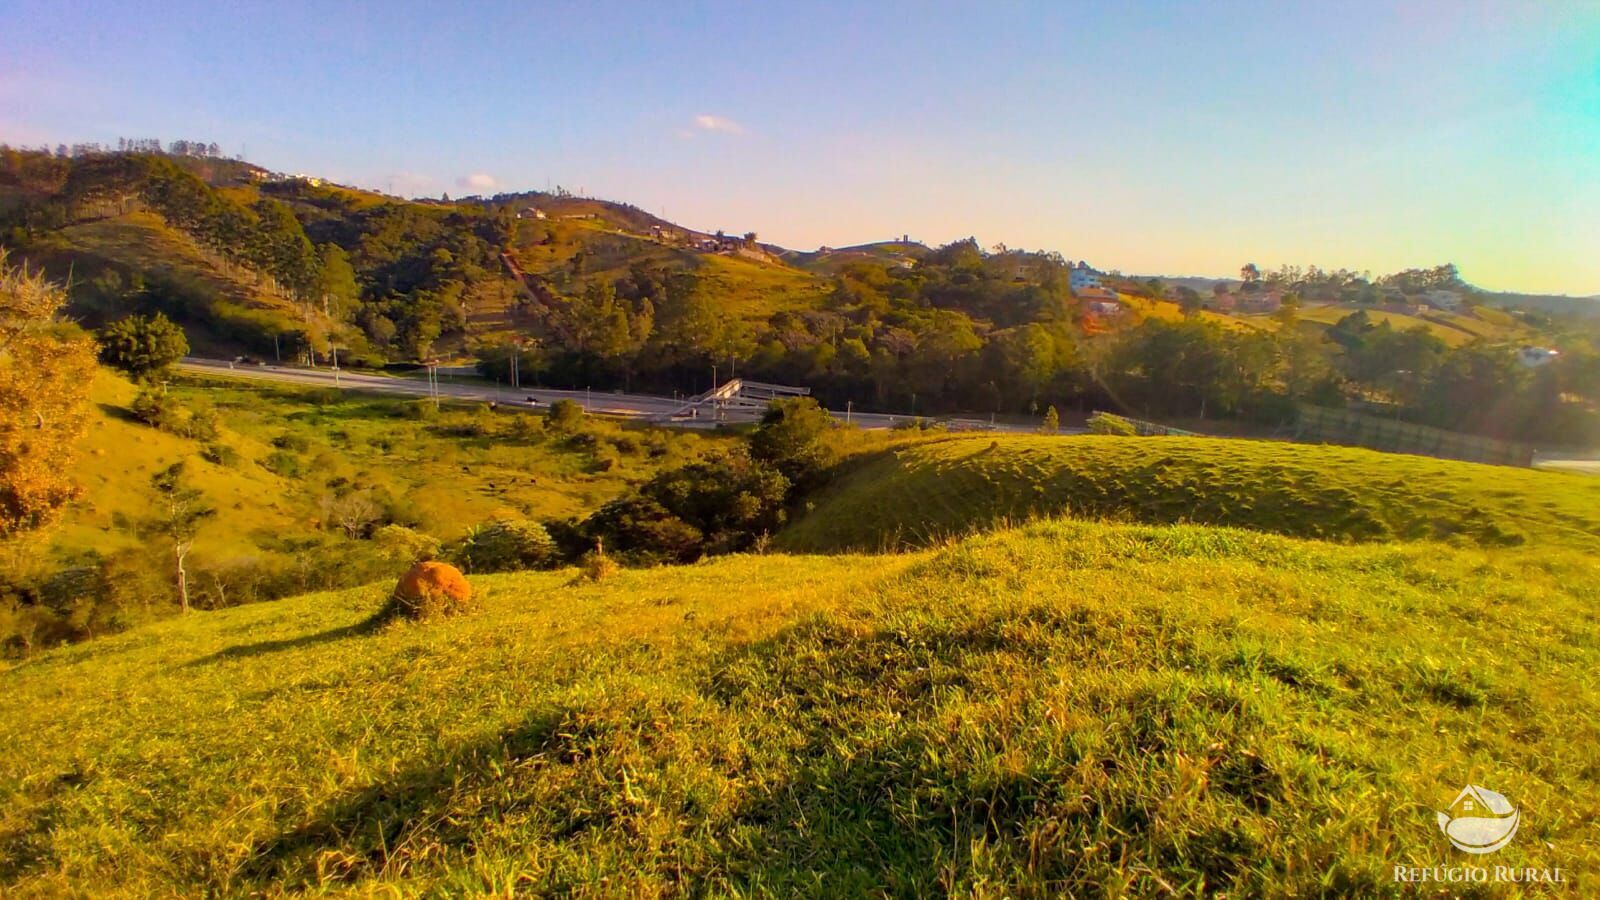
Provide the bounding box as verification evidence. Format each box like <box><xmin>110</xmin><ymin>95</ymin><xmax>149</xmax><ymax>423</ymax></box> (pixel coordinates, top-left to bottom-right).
<box><xmin>4</xmin><ymin>1</ymin><xmax>1597</xmax><ymax>295</ymax></box>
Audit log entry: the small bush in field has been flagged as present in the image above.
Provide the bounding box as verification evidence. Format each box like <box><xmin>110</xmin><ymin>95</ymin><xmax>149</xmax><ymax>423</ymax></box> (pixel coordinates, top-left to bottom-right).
<box><xmin>271</xmin><ymin>432</ymin><xmax>311</xmax><ymax>452</ymax></box>
<box><xmin>201</xmin><ymin>443</ymin><xmax>241</xmax><ymax>467</ymax></box>
<box><xmin>373</xmin><ymin>524</ymin><xmax>442</xmax><ymax>564</ymax></box>
<box><xmin>399</xmin><ymin>399</ymin><xmax>439</xmax><ymax>421</ymax></box>
<box><xmin>130</xmin><ymin>391</ymin><xmax>219</xmax><ymax>440</ymax></box>
<box><xmin>575</xmin><ymin>551</ymin><xmax>619</xmax><ymax>583</ymax></box>
<box><xmin>546</xmin><ymin>399</ymin><xmax>584</xmax><ymax>432</ymax></box>
<box><xmin>261</xmin><ymin>450</ymin><xmax>304</xmax><ymax>478</ymax></box>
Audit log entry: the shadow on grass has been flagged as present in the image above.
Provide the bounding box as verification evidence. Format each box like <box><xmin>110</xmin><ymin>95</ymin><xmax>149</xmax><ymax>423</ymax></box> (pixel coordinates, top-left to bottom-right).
<box><xmin>185</xmin><ymin>614</ymin><xmax>388</xmax><ymax>667</ymax></box>
<box><xmin>236</xmin><ymin>709</ymin><xmax>566</xmax><ymax>891</ymax></box>
<box><xmin>223</xmin><ymin>604</ymin><xmax>1330</xmax><ymax>895</ymax></box>
<box><xmin>96</xmin><ymin>402</ymin><xmax>142</xmax><ymax>423</ymax></box>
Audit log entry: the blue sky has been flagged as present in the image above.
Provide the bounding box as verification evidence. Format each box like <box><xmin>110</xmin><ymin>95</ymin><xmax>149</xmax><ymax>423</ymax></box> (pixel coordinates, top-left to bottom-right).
<box><xmin>4</xmin><ymin>1</ymin><xmax>1597</xmax><ymax>294</ymax></box>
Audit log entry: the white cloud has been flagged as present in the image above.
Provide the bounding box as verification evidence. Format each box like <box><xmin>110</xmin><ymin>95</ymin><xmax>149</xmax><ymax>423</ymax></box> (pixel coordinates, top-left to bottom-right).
<box><xmin>456</xmin><ymin>172</ymin><xmax>498</xmax><ymax>191</ymax></box>
<box><xmin>692</xmin><ymin>114</ymin><xmax>745</xmax><ymax>135</ymax></box>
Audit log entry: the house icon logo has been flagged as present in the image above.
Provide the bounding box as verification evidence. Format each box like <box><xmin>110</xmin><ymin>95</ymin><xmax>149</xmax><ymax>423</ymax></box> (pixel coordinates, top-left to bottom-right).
<box><xmin>1437</xmin><ymin>784</ymin><xmax>1520</xmax><ymax>854</ymax></box>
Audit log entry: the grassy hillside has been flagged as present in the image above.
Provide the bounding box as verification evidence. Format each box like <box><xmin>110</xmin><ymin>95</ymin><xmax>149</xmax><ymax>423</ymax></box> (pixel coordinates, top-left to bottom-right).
<box><xmin>51</xmin><ymin>372</ymin><xmax>304</xmax><ymax>562</ymax></box>
<box><xmin>777</xmin><ymin>434</ymin><xmax>1600</xmax><ymax>553</ymax></box>
<box><xmin>18</xmin><ymin>212</ymin><xmax>310</xmax><ymax>353</ymax></box>
<box><xmin>784</xmin><ymin>241</ymin><xmax>929</xmax><ymax>274</ymax></box>
<box><xmin>2</xmin><ymin>519</ymin><xmax>1595</xmax><ymax>894</ymax></box>
<box><xmin>1248</xmin><ymin>303</ymin><xmax>1528</xmax><ymax>348</ymax></box>
<box><xmin>49</xmin><ymin>372</ymin><xmax>730</xmax><ymax>567</ymax></box>
<box><xmin>509</xmin><ymin>217</ymin><xmax>830</xmax><ymax>325</ymax></box>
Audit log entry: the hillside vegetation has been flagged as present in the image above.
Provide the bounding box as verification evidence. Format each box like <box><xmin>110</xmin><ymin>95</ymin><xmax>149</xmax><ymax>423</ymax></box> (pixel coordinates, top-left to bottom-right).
<box><xmin>19</xmin><ymin>212</ymin><xmax>312</xmax><ymax>355</ymax></box>
<box><xmin>7</xmin><ymin>149</ymin><xmax>1598</xmax><ymax>449</ymax></box>
<box><xmin>2</xmin><ymin>519</ymin><xmax>1595</xmax><ymax>894</ymax></box>
<box><xmin>778</xmin><ymin>434</ymin><xmax>1600</xmax><ymax>553</ymax></box>
<box><xmin>3</xmin><ymin>369</ymin><xmax>728</xmax><ymax>652</ymax></box>
<box><xmin>53</xmin><ymin>373</ymin><xmax>725</xmax><ymax>561</ymax></box>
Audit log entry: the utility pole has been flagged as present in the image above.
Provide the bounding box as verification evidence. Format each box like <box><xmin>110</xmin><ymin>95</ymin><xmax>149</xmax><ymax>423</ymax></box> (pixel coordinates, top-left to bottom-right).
<box><xmin>585</xmin><ymin>385</ymin><xmax>591</xmax><ymax>411</ymax></box>
<box><xmin>332</xmin><ymin>346</ymin><xmax>340</xmax><ymax>386</ymax></box>
<box><xmin>846</xmin><ymin>400</ymin><xmax>853</xmax><ymax>425</ymax></box>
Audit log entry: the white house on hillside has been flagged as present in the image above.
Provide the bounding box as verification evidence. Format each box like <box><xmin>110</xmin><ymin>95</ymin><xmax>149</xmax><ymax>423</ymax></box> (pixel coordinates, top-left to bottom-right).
<box><xmin>1070</xmin><ymin>262</ymin><xmax>1102</xmax><ymax>293</ymax></box>
<box><xmin>1516</xmin><ymin>346</ymin><xmax>1560</xmax><ymax>368</ymax></box>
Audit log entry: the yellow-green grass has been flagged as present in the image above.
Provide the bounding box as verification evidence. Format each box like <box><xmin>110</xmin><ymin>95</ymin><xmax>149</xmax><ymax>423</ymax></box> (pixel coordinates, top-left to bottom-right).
<box><xmin>161</xmin><ymin>376</ymin><xmax>733</xmax><ymax>540</ymax></box>
<box><xmin>1418</xmin><ymin>308</ymin><xmax>1527</xmax><ymax>342</ymax></box>
<box><xmin>54</xmin><ymin>372</ymin><xmax>304</xmax><ymax>563</ymax></box>
<box><xmin>49</xmin><ymin>371</ymin><xmax>731</xmax><ymax>569</ymax></box>
<box><xmin>1116</xmin><ymin>294</ymin><xmax>1242</xmax><ymax>329</ymax></box>
<box><xmin>512</xmin><ymin>221</ymin><xmax>830</xmax><ymax>323</ymax></box>
<box><xmin>25</xmin><ymin>212</ymin><xmax>294</xmax><ymax>315</ymax></box>
<box><xmin>1291</xmin><ymin>306</ymin><xmax>1481</xmax><ymax>347</ymax></box>
<box><xmin>692</xmin><ymin>252</ymin><xmax>833</xmax><ymax>318</ymax></box>
<box><xmin>778</xmin><ymin>434</ymin><xmax>1600</xmax><ymax>553</ymax></box>
<box><xmin>2</xmin><ymin>520</ymin><xmax>1595</xmax><ymax>894</ymax></box>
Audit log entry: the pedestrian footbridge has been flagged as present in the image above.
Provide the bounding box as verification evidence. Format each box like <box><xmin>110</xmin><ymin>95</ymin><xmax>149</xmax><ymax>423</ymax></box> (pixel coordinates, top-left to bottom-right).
<box><xmin>652</xmin><ymin>379</ymin><xmax>809</xmax><ymax>424</ymax></box>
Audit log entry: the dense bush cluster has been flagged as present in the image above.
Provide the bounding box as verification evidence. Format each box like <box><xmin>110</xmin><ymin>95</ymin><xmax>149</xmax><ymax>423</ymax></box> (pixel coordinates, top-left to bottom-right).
<box><xmin>578</xmin><ymin>398</ymin><xmax>833</xmax><ymax>564</ymax></box>
<box><xmin>447</xmin><ymin>520</ymin><xmax>558</xmax><ymax>573</ymax></box>
<box><xmin>97</xmin><ymin>312</ymin><xmax>189</xmax><ymax>381</ymax></box>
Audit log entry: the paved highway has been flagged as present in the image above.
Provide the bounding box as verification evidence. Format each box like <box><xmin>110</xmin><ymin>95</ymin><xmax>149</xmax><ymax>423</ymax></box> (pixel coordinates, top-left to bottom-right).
<box><xmin>178</xmin><ymin>358</ymin><xmax>1052</xmax><ymax>433</ymax></box>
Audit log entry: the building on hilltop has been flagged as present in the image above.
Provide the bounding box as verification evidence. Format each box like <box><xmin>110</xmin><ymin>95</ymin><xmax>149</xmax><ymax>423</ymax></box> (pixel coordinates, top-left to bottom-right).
<box><xmin>1421</xmin><ymin>289</ymin><xmax>1464</xmax><ymax>311</ymax></box>
<box><xmin>1234</xmin><ymin>290</ymin><xmax>1284</xmax><ymax>314</ymax></box>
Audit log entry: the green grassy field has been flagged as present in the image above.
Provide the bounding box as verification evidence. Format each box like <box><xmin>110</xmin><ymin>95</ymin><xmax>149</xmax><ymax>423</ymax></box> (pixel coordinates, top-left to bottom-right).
<box><xmin>1284</xmin><ymin>304</ymin><xmax>1525</xmax><ymax>348</ymax></box>
<box><xmin>46</xmin><ymin>370</ymin><xmax>729</xmax><ymax>575</ymax></box>
<box><xmin>163</xmin><ymin>376</ymin><xmax>728</xmax><ymax>539</ymax></box>
<box><xmin>2</xmin><ymin>517</ymin><xmax>1595</xmax><ymax>894</ymax></box>
<box><xmin>777</xmin><ymin>434</ymin><xmax>1600</xmax><ymax>553</ymax></box>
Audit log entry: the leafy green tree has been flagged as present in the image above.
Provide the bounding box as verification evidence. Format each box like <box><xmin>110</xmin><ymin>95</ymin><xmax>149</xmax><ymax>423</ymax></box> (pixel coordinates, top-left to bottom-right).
<box><xmin>749</xmin><ymin>397</ymin><xmax>835</xmax><ymax>489</ymax></box>
<box><xmin>1419</xmin><ymin>343</ymin><xmax>1529</xmax><ymax>437</ymax></box>
<box><xmin>98</xmin><ymin>313</ymin><xmax>189</xmax><ymax>381</ymax></box>
<box><xmin>584</xmin><ymin>448</ymin><xmax>789</xmax><ymax>563</ymax></box>
<box><xmin>1175</xmin><ymin>286</ymin><xmax>1204</xmax><ymax>317</ymax></box>
<box><xmin>315</xmin><ymin>243</ymin><xmax>360</xmax><ymax>321</ymax></box>
<box><xmin>1341</xmin><ymin>323</ymin><xmax>1447</xmax><ymax>406</ymax></box>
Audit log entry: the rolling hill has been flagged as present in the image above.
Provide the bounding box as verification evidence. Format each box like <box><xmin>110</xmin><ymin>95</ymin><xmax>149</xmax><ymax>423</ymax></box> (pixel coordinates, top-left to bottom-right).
<box><xmin>16</xmin><ymin>211</ymin><xmax>315</xmax><ymax>355</ymax></box>
<box><xmin>2</xmin><ymin>514</ymin><xmax>1595</xmax><ymax>894</ymax></box>
<box><xmin>776</xmin><ymin>434</ymin><xmax>1600</xmax><ymax>553</ymax></box>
